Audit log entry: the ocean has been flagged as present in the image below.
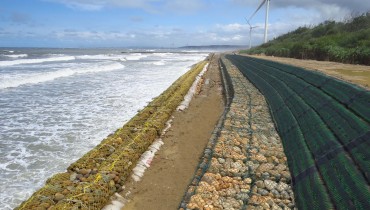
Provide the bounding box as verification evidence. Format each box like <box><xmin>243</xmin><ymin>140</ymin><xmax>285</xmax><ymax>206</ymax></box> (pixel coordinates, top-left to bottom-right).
<box><xmin>0</xmin><ymin>48</ymin><xmax>208</xmax><ymax>209</ymax></box>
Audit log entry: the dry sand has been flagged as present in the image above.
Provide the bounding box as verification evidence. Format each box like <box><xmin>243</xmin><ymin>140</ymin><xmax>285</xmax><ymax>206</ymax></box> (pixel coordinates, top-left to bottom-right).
<box><xmin>248</xmin><ymin>55</ymin><xmax>370</xmax><ymax>90</ymax></box>
<box><xmin>120</xmin><ymin>55</ymin><xmax>224</xmax><ymax>210</ymax></box>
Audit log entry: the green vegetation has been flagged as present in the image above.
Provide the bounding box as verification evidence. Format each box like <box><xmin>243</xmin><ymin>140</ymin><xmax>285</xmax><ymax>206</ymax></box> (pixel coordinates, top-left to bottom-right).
<box><xmin>241</xmin><ymin>12</ymin><xmax>370</xmax><ymax>65</ymax></box>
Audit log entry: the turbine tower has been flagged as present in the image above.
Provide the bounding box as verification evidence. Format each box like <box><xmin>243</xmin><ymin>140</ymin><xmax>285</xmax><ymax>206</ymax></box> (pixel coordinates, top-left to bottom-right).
<box><xmin>246</xmin><ymin>20</ymin><xmax>258</xmax><ymax>49</ymax></box>
<box><xmin>264</xmin><ymin>0</ymin><xmax>270</xmax><ymax>43</ymax></box>
<box><xmin>247</xmin><ymin>0</ymin><xmax>271</xmax><ymax>44</ymax></box>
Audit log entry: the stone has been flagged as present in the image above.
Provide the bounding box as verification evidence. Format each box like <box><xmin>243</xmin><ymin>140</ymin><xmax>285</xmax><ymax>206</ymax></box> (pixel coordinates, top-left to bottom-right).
<box><xmin>257</xmin><ymin>163</ymin><xmax>274</xmax><ymax>173</ymax></box>
<box><xmin>271</xmin><ymin>202</ymin><xmax>283</xmax><ymax>210</ymax></box>
<box><xmin>267</xmin><ymin>199</ymin><xmax>275</xmax><ymax>206</ymax></box>
<box><xmin>257</xmin><ymin>188</ymin><xmax>269</xmax><ymax>196</ymax></box>
<box><xmin>280</xmin><ymin>171</ymin><xmax>291</xmax><ymax>181</ymax></box>
<box><xmin>91</xmin><ymin>168</ymin><xmax>98</xmax><ymax>175</ymax></box>
<box><xmin>261</xmin><ymin>202</ymin><xmax>270</xmax><ymax>209</ymax></box>
<box><xmin>244</xmin><ymin>178</ymin><xmax>252</xmax><ymax>184</ymax></box>
<box><xmin>62</xmin><ymin>189</ymin><xmax>69</xmax><ymax>195</ymax></box>
<box><xmin>109</xmin><ymin>180</ymin><xmax>115</xmax><ymax>187</ymax></box>
<box><xmin>271</xmin><ymin>156</ymin><xmax>280</xmax><ymax>164</ymax></box>
<box><xmin>276</xmin><ymin>182</ymin><xmax>289</xmax><ymax>192</ymax></box>
<box><xmin>255</xmin><ymin>206</ymin><xmax>264</xmax><ymax>210</ymax></box>
<box><xmin>278</xmin><ymin>202</ymin><xmax>288</xmax><ymax>209</ymax></box>
<box><xmin>274</xmin><ymin>173</ymin><xmax>282</xmax><ymax>181</ymax></box>
<box><xmin>218</xmin><ymin>158</ymin><xmax>225</xmax><ymax>164</ymax></box>
<box><xmin>251</xmin><ymin>185</ymin><xmax>258</xmax><ymax>194</ymax></box>
<box><xmin>233</xmin><ymin>146</ymin><xmax>242</xmax><ymax>153</ymax></box>
<box><xmin>287</xmin><ymin>202</ymin><xmax>295</xmax><ymax>208</ymax></box>
<box><xmin>108</xmin><ymin>173</ymin><xmax>116</xmax><ymax>179</ymax></box>
<box><xmin>66</xmin><ymin>186</ymin><xmax>75</xmax><ymax>191</ymax></box>
<box><xmin>114</xmin><ymin>176</ymin><xmax>120</xmax><ymax>183</ymax></box>
<box><xmin>271</xmin><ymin>189</ymin><xmax>280</xmax><ymax>197</ymax></box>
<box><xmin>76</xmin><ymin>174</ymin><xmax>83</xmax><ymax>181</ymax></box>
<box><xmin>255</xmin><ymin>180</ymin><xmax>265</xmax><ymax>189</ymax></box>
<box><xmin>264</xmin><ymin>180</ymin><xmax>278</xmax><ymax>191</ymax></box>
<box><xmin>261</xmin><ymin>172</ymin><xmax>270</xmax><ymax>180</ymax></box>
<box><xmin>54</xmin><ymin>193</ymin><xmax>64</xmax><ymax>201</ymax></box>
<box><xmin>236</xmin><ymin>192</ymin><xmax>249</xmax><ymax>200</ymax></box>
<box><xmin>231</xmin><ymin>161</ymin><xmax>243</xmax><ymax>170</ymax></box>
<box><xmin>69</xmin><ymin>173</ymin><xmax>77</xmax><ymax>181</ymax></box>
<box><xmin>255</xmin><ymin>154</ymin><xmax>267</xmax><ymax>163</ymax></box>
<box><xmin>281</xmin><ymin>191</ymin><xmax>290</xmax><ymax>199</ymax></box>
<box><xmin>275</xmin><ymin>164</ymin><xmax>287</xmax><ymax>172</ymax></box>
<box><xmin>79</xmin><ymin>168</ymin><xmax>90</xmax><ymax>175</ymax></box>
<box><xmin>40</xmin><ymin>202</ymin><xmax>51</xmax><ymax>209</ymax></box>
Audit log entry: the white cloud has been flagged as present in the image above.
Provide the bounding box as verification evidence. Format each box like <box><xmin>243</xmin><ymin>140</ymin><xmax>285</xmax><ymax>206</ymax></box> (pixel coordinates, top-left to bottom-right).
<box><xmin>216</xmin><ymin>23</ymin><xmax>247</xmax><ymax>33</ymax></box>
<box><xmin>53</xmin><ymin>30</ymin><xmax>135</xmax><ymax>40</ymax></box>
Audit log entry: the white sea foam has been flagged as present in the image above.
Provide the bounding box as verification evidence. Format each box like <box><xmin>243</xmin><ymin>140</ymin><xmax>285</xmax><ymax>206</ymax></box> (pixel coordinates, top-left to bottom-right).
<box><xmin>124</xmin><ymin>53</ymin><xmax>148</xmax><ymax>61</ymax></box>
<box><xmin>152</xmin><ymin>60</ymin><xmax>166</xmax><ymax>65</ymax></box>
<box><xmin>2</xmin><ymin>50</ymin><xmax>14</xmax><ymax>53</ymax></box>
<box><xmin>2</xmin><ymin>54</ymin><xmax>28</xmax><ymax>58</ymax></box>
<box><xmin>153</xmin><ymin>53</ymin><xmax>173</xmax><ymax>57</ymax></box>
<box><xmin>76</xmin><ymin>54</ymin><xmax>125</xmax><ymax>61</ymax></box>
<box><xmin>0</xmin><ymin>62</ymin><xmax>124</xmax><ymax>89</ymax></box>
<box><xmin>181</xmin><ymin>50</ymin><xmax>201</xmax><ymax>53</ymax></box>
<box><xmin>76</xmin><ymin>53</ymin><xmax>148</xmax><ymax>61</ymax></box>
<box><xmin>0</xmin><ymin>56</ymin><xmax>75</xmax><ymax>67</ymax></box>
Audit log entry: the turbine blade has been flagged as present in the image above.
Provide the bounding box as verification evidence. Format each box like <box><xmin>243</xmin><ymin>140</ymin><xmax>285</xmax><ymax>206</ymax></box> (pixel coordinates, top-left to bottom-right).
<box><xmin>247</xmin><ymin>0</ymin><xmax>266</xmax><ymax>22</ymax></box>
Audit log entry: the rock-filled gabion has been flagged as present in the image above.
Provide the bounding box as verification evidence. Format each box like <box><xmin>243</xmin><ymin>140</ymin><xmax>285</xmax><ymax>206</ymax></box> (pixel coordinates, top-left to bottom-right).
<box><xmin>181</xmin><ymin>57</ymin><xmax>296</xmax><ymax>210</ymax></box>
<box><xmin>16</xmin><ymin>61</ymin><xmax>209</xmax><ymax>210</ymax></box>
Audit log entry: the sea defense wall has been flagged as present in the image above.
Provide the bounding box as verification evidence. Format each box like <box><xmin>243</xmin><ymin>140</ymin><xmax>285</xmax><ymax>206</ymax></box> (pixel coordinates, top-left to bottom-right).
<box><xmin>16</xmin><ymin>61</ymin><xmax>208</xmax><ymax>210</ymax></box>
<box><xmin>226</xmin><ymin>55</ymin><xmax>370</xmax><ymax>210</ymax></box>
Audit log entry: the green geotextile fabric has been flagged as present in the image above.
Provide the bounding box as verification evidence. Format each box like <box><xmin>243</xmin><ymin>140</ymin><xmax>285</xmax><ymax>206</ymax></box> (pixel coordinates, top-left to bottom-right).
<box><xmin>226</xmin><ymin>55</ymin><xmax>370</xmax><ymax>210</ymax></box>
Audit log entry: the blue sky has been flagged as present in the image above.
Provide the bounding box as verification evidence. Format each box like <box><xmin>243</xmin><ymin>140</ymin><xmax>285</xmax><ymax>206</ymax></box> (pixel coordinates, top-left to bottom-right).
<box><xmin>0</xmin><ymin>0</ymin><xmax>368</xmax><ymax>48</ymax></box>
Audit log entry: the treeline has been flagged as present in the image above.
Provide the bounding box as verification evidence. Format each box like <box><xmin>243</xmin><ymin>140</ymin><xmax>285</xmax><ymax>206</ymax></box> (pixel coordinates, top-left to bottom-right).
<box><xmin>242</xmin><ymin>12</ymin><xmax>370</xmax><ymax>65</ymax></box>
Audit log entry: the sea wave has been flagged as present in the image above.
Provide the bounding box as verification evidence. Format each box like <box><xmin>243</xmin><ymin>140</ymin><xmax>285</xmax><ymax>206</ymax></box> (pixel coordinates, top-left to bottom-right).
<box><xmin>0</xmin><ymin>62</ymin><xmax>124</xmax><ymax>89</ymax></box>
<box><xmin>2</xmin><ymin>50</ymin><xmax>14</xmax><ymax>53</ymax></box>
<box><xmin>152</xmin><ymin>60</ymin><xmax>166</xmax><ymax>66</ymax></box>
<box><xmin>76</xmin><ymin>53</ymin><xmax>152</xmax><ymax>61</ymax></box>
<box><xmin>2</xmin><ymin>54</ymin><xmax>28</xmax><ymax>58</ymax></box>
<box><xmin>0</xmin><ymin>56</ymin><xmax>75</xmax><ymax>67</ymax></box>
<box><xmin>76</xmin><ymin>54</ymin><xmax>126</xmax><ymax>61</ymax></box>
<box><xmin>152</xmin><ymin>53</ymin><xmax>174</xmax><ymax>57</ymax></box>
<box><xmin>124</xmin><ymin>53</ymin><xmax>148</xmax><ymax>61</ymax></box>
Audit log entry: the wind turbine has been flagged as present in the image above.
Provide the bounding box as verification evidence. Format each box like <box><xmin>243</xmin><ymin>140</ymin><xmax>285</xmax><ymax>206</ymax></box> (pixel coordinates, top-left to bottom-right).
<box><xmin>247</xmin><ymin>0</ymin><xmax>271</xmax><ymax>43</ymax></box>
<box><xmin>246</xmin><ymin>19</ymin><xmax>258</xmax><ymax>49</ymax></box>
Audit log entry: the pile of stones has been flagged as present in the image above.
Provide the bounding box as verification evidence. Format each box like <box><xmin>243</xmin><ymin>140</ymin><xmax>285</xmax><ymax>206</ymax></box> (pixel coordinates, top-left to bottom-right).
<box><xmin>181</xmin><ymin>57</ymin><xmax>296</xmax><ymax>210</ymax></box>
